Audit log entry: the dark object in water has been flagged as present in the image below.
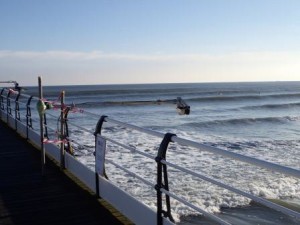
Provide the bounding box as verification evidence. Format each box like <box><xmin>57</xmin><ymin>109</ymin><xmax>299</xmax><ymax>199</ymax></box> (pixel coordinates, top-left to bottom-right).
<box><xmin>101</xmin><ymin>97</ymin><xmax>191</xmax><ymax>115</ymax></box>
<box><xmin>176</xmin><ymin>97</ymin><xmax>190</xmax><ymax>115</ymax></box>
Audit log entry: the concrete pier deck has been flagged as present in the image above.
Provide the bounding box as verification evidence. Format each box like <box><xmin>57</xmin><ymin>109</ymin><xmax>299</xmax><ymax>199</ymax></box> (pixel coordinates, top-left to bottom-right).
<box><xmin>0</xmin><ymin>120</ymin><xmax>131</xmax><ymax>225</ymax></box>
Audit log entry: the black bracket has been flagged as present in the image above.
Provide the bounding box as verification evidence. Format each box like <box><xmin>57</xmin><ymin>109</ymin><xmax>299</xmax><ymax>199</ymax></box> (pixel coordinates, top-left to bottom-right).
<box><xmin>94</xmin><ymin>115</ymin><xmax>108</xmax><ymax>197</ymax></box>
<box><xmin>94</xmin><ymin>115</ymin><xmax>108</xmax><ymax>136</ymax></box>
<box><xmin>62</xmin><ymin>107</ymin><xmax>73</xmax><ymax>155</ymax></box>
<box><xmin>43</xmin><ymin>112</ymin><xmax>48</xmax><ymax>139</ymax></box>
<box><xmin>156</xmin><ymin>133</ymin><xmax>176</xmax><ymax>225</ymax></box>
<box><xmin>26</xmin><ymin>96</ymin><xmax>33</xmax><ymax>127</ymax></box>
<box><xmin>0</xmin><ymin>88</ymin><xmax>5</xmax><ymax>111</ymax></box>
<box><xmin>0</xmin><ymin>88</ymin><xmax>5</xmax><ymax>120</ymax></box>
<box><xmin>26</xmin><ymin>96</ymin><xmax>34</xmax><ymax>139</ymax></box>
<box><xmin>14</xmin><ymin>92</ymin><xmax>21</xmax><ymax>131</ymax></box>
<box><xmin>7</xmin><ymin>90</ymin><xmax>12</xmax><ymax>116</ymax></box>
<box><xmin>15</xmin><ymin>92</ymin><xmax>21</xmax><ymax>121</ymax></box>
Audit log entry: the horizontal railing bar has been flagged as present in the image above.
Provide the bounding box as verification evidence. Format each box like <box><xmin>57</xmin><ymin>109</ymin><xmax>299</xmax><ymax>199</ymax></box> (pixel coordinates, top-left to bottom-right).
<box><xmin>81</xmin><ymin>110</ymin><xmax>99</xmax><ymax>118</ymax></box>
<box><xmin>30</xmin><ymin>117</ymin><xmax>40</xmax><ymax>123</ymax></box>
<box><xmin>160</xmin><ymin>189</ymin><xmax>232</xmax><ymax>225</ymax></box>
<box><xmin>105</xmin><ymin>117</ymin><xmax>164</xmax><ymax>139</ymax></box>
<box><xmin>15</xmin><ymin>109</ymin><xmax>27</xmax><ymax>114</ymax></box>
<box><xmin>19</xmin><ymin>93</ymin><xmax>39</xmax><ymax>101</ymax></box>
<box><xmin>103</xmin><ymin>136</ymin><xmax>156</xmax><ymax>160</ymax></box>
<box><xmin>16</xmin><ymin>101</ymin><xmax>29</xmax><ymax>106</ymax></box>
<box><xmin>43</xmin><ymin>124</ymin><xmax>57</xmax><ymax>132</ymax></box>
<box><xmin>106</xmin><ymin>159</ymin><xmax>155</xmax><ymax>188</ymax></box>
<box><xmin>14</xmin><ymin>119</ymin><xmax>27</xmax><ymax>127</ymax></box>
<box><xmin>1</xmin><ymin>95</ymin><xmax>39</xmax><ymax>105</ymax></box>
<box><xmin>65</xmin><ymin>138</ymin><xmax>95</xmax><ymax>153</ymax></box>
<box><xmin>1</xmin><ymin>90</ymin><xmax>30</xmax><ymax>100</ymax></box>
<box><xmin>46</xmin><ymin>112</ymin><xmax>59</xmax><ymax>119</ymax></box>
<box><xmin>73</xmin><ymin>112</ymin><xmax>165</xmax><ymax>140</ymax></box>
<box><xmin>66</xmin><ymin>120</ymin><xmax>94</xmax><ymax>135</ymax></box>
<box><xmin>0</xmin><ymin>90</ymin><xmax>39</xmax><ymax>101</ymax></box>
<box><xmin>7</xmin><ymin>96</ymin><xmax>19</xmax><ymax>101</ymax></box>
<box><xmin>15</xmin><ymin>110</ymin><xmax>26</xmax><ymax>115</ymax></box>
<box><xmin>172</xmin><ymin>136</ymin><xmax>300</xmax><ymax>179</ymax></box>
<box><xmin>6</xmin><ymin>113</ymin><xmax>14</xmax><ymax>118</ymax></box>
<box><xmin>161</xmin><ymin>159</ymin><xmax>300</xmax><ymax>219</ymax></box>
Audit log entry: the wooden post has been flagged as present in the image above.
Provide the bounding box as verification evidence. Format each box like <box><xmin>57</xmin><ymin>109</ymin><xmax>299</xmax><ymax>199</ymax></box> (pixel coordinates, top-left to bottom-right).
<box><xmin>38</xmin><ymin>76</ymin><xmax>46</xmax><ymax>176</ymax></box>
<box><xmin>60</xmin><ymin>91</ymin><xmax>65</xmax><ymax>169</ymax></box>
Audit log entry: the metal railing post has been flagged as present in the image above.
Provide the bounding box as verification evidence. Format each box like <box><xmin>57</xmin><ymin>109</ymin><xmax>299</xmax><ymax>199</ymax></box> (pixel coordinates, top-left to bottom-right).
<box><xmin>6</xmin><ymin>90</ymin><xmax>11</xmax><ymax>123</ymax></box>
<box><xmin>155</xmin><ymin>133</ymin><xmax>176</xmax><ymax>225</ymax></box>
<box><xmin>60</xmin><ymin>91</ymin><xmax>65</xmax><ymax>169</ymax></box>
<box><xmin>26</xmin><ymin>96</ymin><xmax>33</xmax><ymax>140</ymax></box>
<box><xmin>94</xmin><ymin>115</ymin><xmax>108</xmax><ymax>197</ymax></box>
<box><xmin>61</xmin><ymin>106</ymin><xmax>73</xmax><ymax>155</ymax></box>
<box><xmin>38</xmin><ymin>76</ymin><xmax>46</xmax><ymax>176</ymax></box>
<box><xmin>15</xmin><ymin>92</ymin><xmax>21</xmax><ymax>131</ymax></box>
<box><xmin>0</xmin><ymin>88</ymin><xmax>4</xmax><ymax>119</ymax></box>
<box><xmin>43</xmin><ymin>113</ymin><xmax>48</xmax><ymax>139</ymax></box>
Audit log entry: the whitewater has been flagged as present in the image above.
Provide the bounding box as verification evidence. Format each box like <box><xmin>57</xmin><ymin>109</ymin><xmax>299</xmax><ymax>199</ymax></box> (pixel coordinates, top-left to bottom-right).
<box><xmin>26</xmin><ymin>81</ymin><xmax>300</xmax><ymax>224</ymax></box>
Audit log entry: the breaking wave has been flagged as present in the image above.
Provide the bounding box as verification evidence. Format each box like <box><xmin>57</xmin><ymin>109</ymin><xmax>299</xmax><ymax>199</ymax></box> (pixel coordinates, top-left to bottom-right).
<box><xmin>186</xmin><ymin>116</ymin><xmax>300</xmax><ymax>128</ymax></box>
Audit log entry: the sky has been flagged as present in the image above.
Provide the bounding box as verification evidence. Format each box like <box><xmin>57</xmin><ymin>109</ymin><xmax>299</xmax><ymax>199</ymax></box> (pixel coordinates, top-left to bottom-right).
<box><xmin>0</xmin><ymin>0</ymin><xmax>300</xmax><ymax>86</ymax></box>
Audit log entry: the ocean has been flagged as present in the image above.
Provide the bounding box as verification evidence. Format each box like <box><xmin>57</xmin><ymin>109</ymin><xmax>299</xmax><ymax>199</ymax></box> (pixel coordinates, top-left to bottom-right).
<box><xmin>25</xmin><ymin>81</ymin><xmax>300</xmax><ymax>224</ymax></box>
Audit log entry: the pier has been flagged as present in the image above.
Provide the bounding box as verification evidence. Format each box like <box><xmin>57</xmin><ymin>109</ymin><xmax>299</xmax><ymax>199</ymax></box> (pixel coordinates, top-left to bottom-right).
<box><xmin>0</xmin><ymin>120</ymin><xmax>131</xmax><ymax>225</ymax></box>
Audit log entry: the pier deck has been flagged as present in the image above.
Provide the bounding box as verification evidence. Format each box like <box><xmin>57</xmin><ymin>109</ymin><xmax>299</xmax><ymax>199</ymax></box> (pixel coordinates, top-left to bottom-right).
<box><xmin>0</xmin><ymin>121</ymin><xmax>129</xmax><ymax>225</ymax></box>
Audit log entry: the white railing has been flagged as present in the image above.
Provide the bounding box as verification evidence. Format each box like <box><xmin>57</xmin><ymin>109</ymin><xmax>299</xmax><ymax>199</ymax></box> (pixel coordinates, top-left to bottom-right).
<box><xmin>1</xmin><ymin>86</ymin><xmax>300</xmax><ymax>225</ymax></box>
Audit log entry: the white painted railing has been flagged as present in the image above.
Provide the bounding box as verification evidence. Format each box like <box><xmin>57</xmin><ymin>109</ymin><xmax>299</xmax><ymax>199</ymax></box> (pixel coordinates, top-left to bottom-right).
<box><xmin>1</xmin><ymin>86</ymin><xmax>300</xmax><ymax>225</ymax></box>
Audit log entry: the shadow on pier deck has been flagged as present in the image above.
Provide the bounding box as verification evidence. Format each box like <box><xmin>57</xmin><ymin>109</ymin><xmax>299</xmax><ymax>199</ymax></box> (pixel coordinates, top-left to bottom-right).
<box><xmin>0</xmin><ymin>121</ymin><xmax>132</xmax><ymax>225</ymax></box>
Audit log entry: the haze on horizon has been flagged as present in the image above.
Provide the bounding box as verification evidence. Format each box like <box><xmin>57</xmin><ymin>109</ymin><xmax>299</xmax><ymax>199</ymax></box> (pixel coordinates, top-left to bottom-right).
<box><xmin>0</xmin><ymin>0</ymin><xmax>299</xmax><ymax>86</ymax></box>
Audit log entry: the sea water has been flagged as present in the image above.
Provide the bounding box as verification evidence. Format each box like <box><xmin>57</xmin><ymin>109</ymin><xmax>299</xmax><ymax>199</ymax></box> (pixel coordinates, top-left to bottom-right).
<box><xmin>26</xmin><ymin>82</ymin><xmax>300</xmax><ymax>224</ymax></box>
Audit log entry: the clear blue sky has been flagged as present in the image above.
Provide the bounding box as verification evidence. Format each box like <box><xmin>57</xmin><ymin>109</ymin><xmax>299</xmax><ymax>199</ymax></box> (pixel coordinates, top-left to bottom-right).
<box><xmin>0</xmin><ymin>0</ymin><xmax>299</xmax><ymax>85</ymax></box>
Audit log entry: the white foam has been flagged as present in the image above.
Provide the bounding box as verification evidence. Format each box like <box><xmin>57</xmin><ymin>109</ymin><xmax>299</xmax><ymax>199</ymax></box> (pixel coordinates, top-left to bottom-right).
<box><xmin>42</xmin><ymin>108</ymin><xmax>298</xmax><ymax>223</ymax></box>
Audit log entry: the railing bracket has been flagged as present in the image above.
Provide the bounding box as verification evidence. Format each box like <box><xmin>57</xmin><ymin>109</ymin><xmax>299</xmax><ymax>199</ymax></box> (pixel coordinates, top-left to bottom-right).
<box><xmin>156</xmin><ymin>132</ymin><xmax>176</xmax><ymax>225</ymax></box>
